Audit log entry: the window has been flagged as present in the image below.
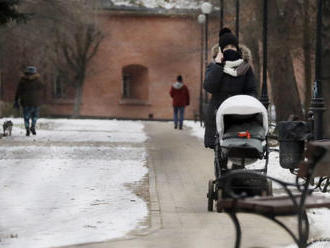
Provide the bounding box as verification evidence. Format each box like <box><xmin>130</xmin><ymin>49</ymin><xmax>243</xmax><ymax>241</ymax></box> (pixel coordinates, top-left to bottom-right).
<box><xmin>53</xmin><ymin>70</ymin><xmax>67</xmax><ymax>98</ymax></box>
<box><xmin>122</xmin><ymin>73</ymin><xmax>131</xmax><ymax>98</ymax></box>
<box><xmin>54</xmin><ymin>76</ymin><xmax>63</xmax><ymax>98</ymax></box>
<box><xmin>121</xmin><ymin>65</ymin><xmax>149</xmax><ymax>102</ymax></box>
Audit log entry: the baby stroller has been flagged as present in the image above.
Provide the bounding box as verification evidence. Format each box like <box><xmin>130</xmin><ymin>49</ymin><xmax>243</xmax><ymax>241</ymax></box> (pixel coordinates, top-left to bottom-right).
<box><xmin>207</xmin><ymin>95</ymin><xmax>272</xmax><ymax>212</ymax></box>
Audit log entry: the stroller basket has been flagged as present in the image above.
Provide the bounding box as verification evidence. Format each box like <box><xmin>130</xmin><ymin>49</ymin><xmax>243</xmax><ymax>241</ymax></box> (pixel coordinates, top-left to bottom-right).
<box><xmin>224</xmin><ymin>146</ymin><xmax>263</xmax><ymax>160</ymax></box>
<box><xmin>219</xmin><ymin>174</ymin><xmax>268</xmax><ymax>198</ymax></box>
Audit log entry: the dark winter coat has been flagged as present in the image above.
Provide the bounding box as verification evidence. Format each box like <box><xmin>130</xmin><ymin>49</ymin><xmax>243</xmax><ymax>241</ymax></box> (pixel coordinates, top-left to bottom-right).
<box><xmin>203</xmin><ymin>49</ymin><xmax>257</xmax><ymax>148</ymax></box>
<box><xmin>170</xmin><ymin>83</ymin><xmax>190</xmax><ymax>107</ymax></box>
<box><xmin>15</xmin><ymin>73</ymin><xmax>45</xmax><ymax>107</ymax></box>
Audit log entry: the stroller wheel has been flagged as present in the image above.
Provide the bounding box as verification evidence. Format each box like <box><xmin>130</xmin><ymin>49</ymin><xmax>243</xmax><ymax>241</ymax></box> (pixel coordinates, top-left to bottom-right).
<box><xmin>207</xmin><ymin>180</ymin><xmax>214</xmax><ymax>212</ymax></box>
<box><xmin>216</xmin><ymin>189</ymin><xmax>224</xmax><ymax>213</ymax></box>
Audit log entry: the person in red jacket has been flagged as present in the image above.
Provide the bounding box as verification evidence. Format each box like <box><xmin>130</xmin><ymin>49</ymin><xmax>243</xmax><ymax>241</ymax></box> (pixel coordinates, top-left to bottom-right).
<box><xmin>169</xmin><ymin>75</ymin><xmax>190</xmax><ymax>130</ymax></box>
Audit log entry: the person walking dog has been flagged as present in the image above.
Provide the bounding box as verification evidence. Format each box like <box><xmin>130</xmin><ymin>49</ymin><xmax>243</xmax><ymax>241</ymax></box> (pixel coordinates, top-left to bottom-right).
<box><xmin>14</xmin><ymin>66</ymin><xmax>45</xmax><ymax>136</ymax></box>
<box><xmin>169</xmin><ymin>75</ymin><xmax>190</xmax><ymax>130</ymax></box>
<box><xmin>203</xmin><ymin>28</ymin><xmax>258</xmax><ymax>149</ymax></box>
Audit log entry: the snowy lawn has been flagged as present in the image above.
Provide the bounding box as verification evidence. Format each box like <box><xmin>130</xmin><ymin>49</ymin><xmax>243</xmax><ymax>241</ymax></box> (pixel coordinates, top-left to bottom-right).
<box><xmin>184</xmin><ymin>120</ymin><xmax>330</xmax><ymax>247</ymax></box>
<box><xmin>6</xmin><ymin>118</ymin><xmax>148</xmax><ymax>143</ymax></box>
<box><xmin>0</xmin><ymin>118</ymin><xmax>149</xmax><ymax>248</ymax></box>
<box><xmin>110</xmin><ymin>0</ymin><xmax>201</xmax><ymax>9</ymax></box>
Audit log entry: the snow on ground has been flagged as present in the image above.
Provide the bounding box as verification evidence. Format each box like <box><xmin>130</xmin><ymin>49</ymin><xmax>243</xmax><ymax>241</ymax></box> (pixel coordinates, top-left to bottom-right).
<box><xmin>0</xmin><ymin>118</ymin><xmax>149</xmax><ymax>248</ymax></box>
<box><xmin>184</xmin><ymin>120</ymin><xmax>330</xmax><ymax>247</ymax></box>
<box><xmin>5</xmin><ymin>118</ymin><xmax>147</xmax><ymax>143</ymax></box>
<box><xmin>184</xmin><ymin>120</ymin><xmax>204</xmax><ymax>140</ymax></box>
<box><xmin>110</xmin><ymin>0</ymin><xmax>201</xmax><ymax>9</ymax></box>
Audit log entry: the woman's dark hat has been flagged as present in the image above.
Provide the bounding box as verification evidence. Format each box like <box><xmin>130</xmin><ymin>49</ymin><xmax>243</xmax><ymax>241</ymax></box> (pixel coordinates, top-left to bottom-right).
<box><xmin>219</xmin><ymin>28</ymin><xmax>239</xmax><ymax>52</ymax></box>
<box><xmin>177</xmin><ymin>75</ymin><xmax>183</xmax><ymax>82</ymax></box>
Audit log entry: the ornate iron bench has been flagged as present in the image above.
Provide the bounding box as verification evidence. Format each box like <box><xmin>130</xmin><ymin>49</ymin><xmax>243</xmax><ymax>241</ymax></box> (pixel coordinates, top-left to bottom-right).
<box><xmin>217</xmin><ymin>140</ymin><xmax>330</xmax><ymax>248</ymax></box>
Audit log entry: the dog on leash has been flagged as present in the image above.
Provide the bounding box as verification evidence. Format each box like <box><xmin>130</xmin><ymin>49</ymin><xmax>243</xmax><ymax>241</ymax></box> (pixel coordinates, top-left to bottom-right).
<box><xmin>3</xmin><ymin>120</ymin><xmax>13</xmax><ymax>136</ymax></box>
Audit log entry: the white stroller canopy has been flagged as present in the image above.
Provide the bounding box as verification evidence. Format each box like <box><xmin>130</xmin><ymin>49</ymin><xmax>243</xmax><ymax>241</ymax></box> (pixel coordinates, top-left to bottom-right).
<box><xmin>216</xmin><ymin>95</ymin><xmax>269</xmax><ymax>137</ymax></box>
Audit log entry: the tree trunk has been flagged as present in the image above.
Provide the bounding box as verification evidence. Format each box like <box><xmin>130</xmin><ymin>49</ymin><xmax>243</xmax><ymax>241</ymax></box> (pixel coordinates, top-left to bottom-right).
<box><xmin>322</xmin><ymin>1</ymin><xmax>330</xmax><ymax>138</ymax></box>
<box><xmin>267</xmin><ymin>1</ymin><xmax>303</xmax><ymax>121</ymax></box>
<box><xmin>303</xmin><ymin>0</ymin><xmax>312</xmax><ymax>114</ymax></box>
<box><xmin>243</xmin><ymin>36</ymin><xmax>261</xmax><ymax>95</ymax></box>
<box><xmin>72</xmin><ymin>82</ymin><xmax>83</xmax><ymax>117</ymax></box>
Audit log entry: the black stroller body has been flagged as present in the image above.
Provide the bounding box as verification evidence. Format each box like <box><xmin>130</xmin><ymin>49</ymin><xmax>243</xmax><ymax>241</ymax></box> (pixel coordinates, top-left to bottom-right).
<box><xmin>207</xmin><ymin>95</ymin><xmax>272</xmax><ymax>212</ymax></box>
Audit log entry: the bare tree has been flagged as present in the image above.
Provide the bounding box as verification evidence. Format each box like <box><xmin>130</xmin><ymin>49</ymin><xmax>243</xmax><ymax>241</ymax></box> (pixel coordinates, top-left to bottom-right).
<box><xmin>0</xmin><ymin>0</ymin><xmax>26</xmax><ymax>25</ymax></box>
<box><xmin>0</xmin><ymin>0</ymin><xmax>64</xmax><ymax>104</ymax></box>
<box><xmin>240</xmin><ymin>0</ymin><xmax>262</xmax><ymax>95</ymax></box>
<box><xmin>56</xmin><ymin>20</ymin><xmax>104</xmax><ymax>117</ymax></box>
<box><xmin>243</xmin><ymin>0</ymin><xmax>304</xmax><ymax>121</ymax></box>
<box><xmin>267</xmin><ymin>0</ymin><xmax>304</xmax><ymax>121</ymax></box>
<box><xmin>0</xmin><ymin>0</ymin><xmax>104</xmax><ymax>116</ymax></box>
<box><xmin>49</xmin><ymin>1</ymin><xmax>104</xmax><ymax>117</ymax></box>
<box><xmin>238</xmin><ymin>0</ymin><xmax>319</xmax><ymax>121</ymax></box>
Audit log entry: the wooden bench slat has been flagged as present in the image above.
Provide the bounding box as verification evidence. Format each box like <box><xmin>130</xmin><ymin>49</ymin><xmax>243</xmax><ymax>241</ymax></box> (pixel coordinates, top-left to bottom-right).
<box><xmin>222</xmin><ymin>195</ymin><xmax>330</xmax><ymax>215</ymax></box>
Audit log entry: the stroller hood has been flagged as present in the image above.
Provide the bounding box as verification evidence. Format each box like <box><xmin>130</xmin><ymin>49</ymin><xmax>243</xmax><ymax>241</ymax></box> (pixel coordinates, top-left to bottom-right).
<box><xmin>216</xmin><ymin>95</ymin><xmax>269</xmax><ymax>137</ymax></box>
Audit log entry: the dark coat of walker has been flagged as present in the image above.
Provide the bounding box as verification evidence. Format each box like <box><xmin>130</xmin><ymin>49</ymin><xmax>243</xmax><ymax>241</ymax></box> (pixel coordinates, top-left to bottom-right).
<box><xmin>15</xmin><ymin>73</ymin><xmax>44</xmax><ymax>107</ymax></box>
<box><xmin>203</xmin><ymin>45</ymin><xmax>258</xmax><ymax>148</ymax></box>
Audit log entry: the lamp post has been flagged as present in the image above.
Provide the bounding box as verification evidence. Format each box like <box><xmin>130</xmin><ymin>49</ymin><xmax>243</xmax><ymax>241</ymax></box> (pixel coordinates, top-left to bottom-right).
<box><xmin>220</xmin><ymin>0</ymin><xmax>224</xmax><ymax>29</ymax></box>
<box><xmin>198</xmin><ymin>14</ymin><xmax>206</xmax><ymax>125</ymax></box>
<box><xmin>310</xmin><ymin>0</ymin><xmax>326</xmax><ymax>140</ymax></box>
<box><xmin>201</xmin><ymin>2</ymin><xmax>213</xmax><ymax>106</ymax></box>
<box><xmin>236</xmin><ymin>0</ymin><xmax>239</xmax><ymax>39</ymax></box>
<box><xmin>260</xmin><ymin>0</ymin><xmax>270</xmax><ymax>110</ymax></box>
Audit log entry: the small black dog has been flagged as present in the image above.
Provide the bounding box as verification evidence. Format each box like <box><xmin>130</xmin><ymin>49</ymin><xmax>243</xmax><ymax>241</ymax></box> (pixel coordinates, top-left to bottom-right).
<box><xmin>3</xmin><ymin>120</ymin><xmax>13</xmax><ymax>136</ymax></box>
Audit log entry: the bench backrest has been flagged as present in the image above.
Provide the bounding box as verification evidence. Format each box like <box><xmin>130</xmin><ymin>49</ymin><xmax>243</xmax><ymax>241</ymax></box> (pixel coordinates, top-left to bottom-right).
<box><xmin>299</xmin><ymin>141</ymin><xmax>330</xmax><ymax>177</ymax></box>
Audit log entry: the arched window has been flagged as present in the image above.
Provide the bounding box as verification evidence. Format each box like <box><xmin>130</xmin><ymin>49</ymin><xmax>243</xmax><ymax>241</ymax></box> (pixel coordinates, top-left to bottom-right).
<box><xmin>122</xmin><ymin>65</ymin><xmax>149</xmax><ymax>102</ymax></box>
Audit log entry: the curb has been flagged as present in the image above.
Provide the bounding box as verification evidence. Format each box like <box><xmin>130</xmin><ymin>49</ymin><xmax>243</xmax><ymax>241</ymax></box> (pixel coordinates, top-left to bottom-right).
<box><xmin>134</xmin><ymin>150</ymin><xmax>162</xmax><ymax>236</ymax></box>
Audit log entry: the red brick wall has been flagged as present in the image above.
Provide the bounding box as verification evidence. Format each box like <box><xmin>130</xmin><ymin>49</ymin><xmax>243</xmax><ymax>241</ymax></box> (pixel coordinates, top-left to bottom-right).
<box><xmin>49</xmin><ymin>11</ymin><xmax>219</xmax><ymax>120</ymax></box>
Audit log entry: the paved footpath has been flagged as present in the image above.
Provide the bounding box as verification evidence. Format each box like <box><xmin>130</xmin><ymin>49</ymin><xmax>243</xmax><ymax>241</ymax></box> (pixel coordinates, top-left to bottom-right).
<box><xmin>65</xmin><ymin>122</ymin><xmax>296</xmax><ymax>248</ymax></box>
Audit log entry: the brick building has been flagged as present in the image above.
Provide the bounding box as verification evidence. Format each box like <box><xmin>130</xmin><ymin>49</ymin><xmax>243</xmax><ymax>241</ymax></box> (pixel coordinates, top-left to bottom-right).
<box><xmin>47</xmin><ymin>7</ymin><xmax>218</xmax><ymax>120</ymax></box>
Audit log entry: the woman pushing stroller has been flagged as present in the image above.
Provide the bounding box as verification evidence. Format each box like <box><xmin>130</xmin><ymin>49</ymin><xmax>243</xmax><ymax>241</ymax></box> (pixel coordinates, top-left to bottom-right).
<box><xmin>203</xmin><ymin>28</ymin><xmax>258</xmax><ymax>150</ymax></box>
<box><xmin>204</xmin><ymin>29</ymin><xmax>272</xmax><ymax>212</ymax></box>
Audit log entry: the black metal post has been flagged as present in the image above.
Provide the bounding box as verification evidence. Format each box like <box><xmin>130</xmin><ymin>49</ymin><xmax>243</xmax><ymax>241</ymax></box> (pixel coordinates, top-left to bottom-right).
<box><xmin>200</xmin><ymin>21</ymin><xmax>204</xmax><ymax>126</ymax></box>
<box><xmin>309</xmin><ymin>0</ymin><xmax>326</xmax><ymax>140</ymax></box>
<box><xmin>220</xmin><ymin>0</ymin><xmax>224</xmax><ymax>29</ymax></box>
<box><xmin>260</xmin><ymin>0</ymin><xmax>270</xmax><ymax>110</ymax></box>
<box><xmin>228</xmin><ymin>212</ymin><xmax>241</xmax><ymax>248</ymax></box>
<box><xmin>236</xmin><ymin>0</ymin><xmax>239</xmax><ymax>40</ymax></box>
<box><xmin>204</xmin><ymin>14</ymin><xmax>209</xmax><ymax>104</ymax></box>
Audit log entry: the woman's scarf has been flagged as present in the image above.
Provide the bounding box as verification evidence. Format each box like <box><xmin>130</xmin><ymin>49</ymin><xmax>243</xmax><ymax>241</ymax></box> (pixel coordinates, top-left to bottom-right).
<box><xmin>222</xmin><ymin>49</ymin><xmax>250</xmax><ymax>77</ymax></box>
<box><xmin>223</xmin><ymin>59</ymin><xmax>250</xmax><ymax>77</ymax></box>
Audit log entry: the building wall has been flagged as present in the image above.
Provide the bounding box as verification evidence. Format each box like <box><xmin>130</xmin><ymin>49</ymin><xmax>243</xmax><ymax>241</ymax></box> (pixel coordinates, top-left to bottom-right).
<box><xmin>49</xmin><ymin>11</ymin><xmax>216</xmax><ymax>120</ymax></box>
